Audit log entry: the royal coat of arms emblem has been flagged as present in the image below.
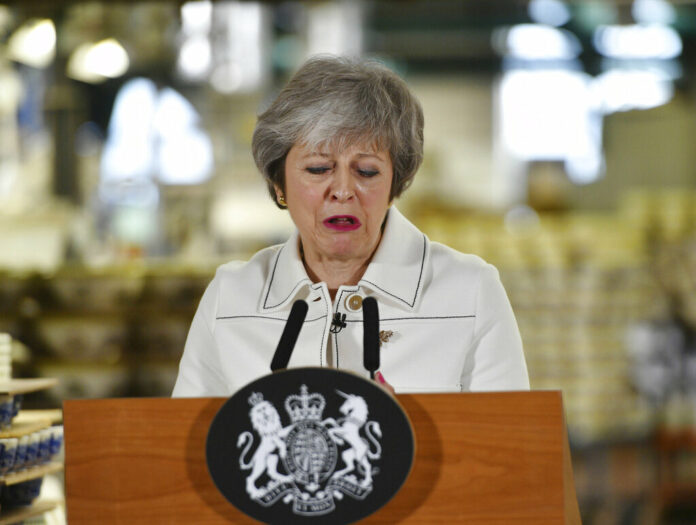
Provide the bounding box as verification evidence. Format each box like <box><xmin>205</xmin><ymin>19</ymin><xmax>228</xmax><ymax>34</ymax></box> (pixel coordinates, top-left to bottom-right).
<box><xmin>206</xmin><ymin>367</ymin><xmax>414</xmax><ymax>524</ymax></box>
<box><xmin>237</xmin><ymin>385</ymin><xmax>383</xmax><ymax>516</ymax></box>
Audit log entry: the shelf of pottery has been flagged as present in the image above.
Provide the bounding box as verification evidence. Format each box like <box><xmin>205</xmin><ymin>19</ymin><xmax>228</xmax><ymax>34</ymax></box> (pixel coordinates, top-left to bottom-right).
<box><xmin>415</xmin><ymin>199</ymin><xmax>693</xmax><ymax>445</ymax></box>
<box><xmin>0</xmin><ymin>334</ymin><xmax>63</xmax><ymax>525</ymax></box>
<box><xmin>0</xmin><ymin>265</ymin><xmax>211</xmax><ymax>401</ymax></box>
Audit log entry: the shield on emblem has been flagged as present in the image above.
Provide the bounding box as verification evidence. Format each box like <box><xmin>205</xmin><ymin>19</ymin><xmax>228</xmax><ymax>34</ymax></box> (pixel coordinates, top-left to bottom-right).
<box><xmin>206</xmin><ymin>367</ymin><xmax>415</xmax><ymax>524</ymax></box>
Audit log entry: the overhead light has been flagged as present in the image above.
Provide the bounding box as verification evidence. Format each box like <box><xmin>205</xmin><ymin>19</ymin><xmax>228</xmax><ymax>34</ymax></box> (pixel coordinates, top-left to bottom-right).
<box><xmin>178</xmin><ymin>1</ymin><xmax>213</xmax><ymax>82</ymax></box>
<box><xmin>177</xmin><ymin>36</ymin><xmax>212</xmax><ymax>81</ymax></box>
<box><xmin>565</xmin><ymin>153</ymin><xmax>605</xmax><ymax>185</ymax></box>
<box><xmin>307</xmin><ymin>2</ymin><xmax>364</xmax><ymax>57</ymax></box>
<box><xmin>632</xmin><ymin>0</ymin><xmax>677</xmax><ymax>25</ymax></box>
<box><xmin>494</xmin><ymin>24</ymin><xmax>581</xmax><ymax>60</ymax></box>
<box><xmin>153</xmin><ymin>87</ymin><xmax>213</xmax><ymax>184</ymax></box>
<box><xmin>7</xmin><ymin>19</ymin><xmax>56</xmax><ymax>68</ymax></box>
<box><xmin>101</xmin><ymin>78</ymin><xmax>214</xmax><ymax>188</ymax></box>
<box><xmin>528</xmin><ymin>0</ymin><xmax>572</xmax><ymax>27</ymax></box>
<box><xmin>101</xmin><ymin>79</ymin><xmax>158</xmax><ymax>183</ymax></box>
<box><xmin>499</xmin><ymin>69</ymin><xmax>600</xmax><ymax>162</ymax></box>
<box><xmin>67</xmin><ymin>38</ymin><xmax>129</xmax><ymax>83</ymax></box>
<box><xmin>593</xmin><ymin>24</ymin><xmax>681</xmax><ymax>60</ymax></box>
<box><xmin>152</xmin><ymin>88</ymin><xmax>199</xmax><ymax>138</ymax></box>
<box><xmin>157</xmin><ymin>128</ymin><xmax>213</xmax><ymax>185</ymax></box>
<box><xmin>209</xmin><ymin>2</ymin><xmax>268</xmax><ymax>94</ymax></box>
<box><xmin>593</xmin><ymin>69</ymin><xmax>673</xmax><ymax>113</ymax></box>
<box><xmin>181</xmin><ymin>0</ymin><xmax>212</xmax><ymax>35</ymax></box>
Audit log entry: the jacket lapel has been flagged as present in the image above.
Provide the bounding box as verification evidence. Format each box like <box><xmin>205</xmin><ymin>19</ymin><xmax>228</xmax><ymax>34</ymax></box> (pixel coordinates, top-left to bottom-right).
<box><xmin>260</xmin><ymin>230</ymin><xmax>312</xmax><ymax>313</ymax></box>
<box><xmin>359</xmin><ymin>207</ymin><xmax>429</xmax><ymax>312</ymax></box>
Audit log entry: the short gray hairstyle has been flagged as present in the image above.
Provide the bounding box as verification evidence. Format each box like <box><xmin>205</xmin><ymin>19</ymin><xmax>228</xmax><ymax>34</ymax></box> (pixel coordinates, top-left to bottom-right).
<box><xmin>252</xmin><ymin>55</ymin><xmax>424</xmax><ymax>208</ymax></box>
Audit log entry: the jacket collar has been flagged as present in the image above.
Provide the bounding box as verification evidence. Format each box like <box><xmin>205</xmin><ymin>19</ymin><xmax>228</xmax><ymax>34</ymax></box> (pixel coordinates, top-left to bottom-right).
<box><xmin>260</xmin><ymin>229</ymin><xmax>312</xmax><ymax>313</ymax></box>
<box><xmin>358</xmin><ymin>207</ymin><xmax>428</xmax><ymax>311</ymax></box>
<box><xmin>260</xmin><ymin>206</ymin><xmax>428</xmax><ymax>313</ymax></box>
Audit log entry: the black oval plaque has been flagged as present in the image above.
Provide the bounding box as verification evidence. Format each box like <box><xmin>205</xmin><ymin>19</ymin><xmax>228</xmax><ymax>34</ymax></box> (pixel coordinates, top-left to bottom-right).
<box><xmin>206</xmin><ymin>367</ymin><xmax>415</xmax><ymax>524</ymax></box>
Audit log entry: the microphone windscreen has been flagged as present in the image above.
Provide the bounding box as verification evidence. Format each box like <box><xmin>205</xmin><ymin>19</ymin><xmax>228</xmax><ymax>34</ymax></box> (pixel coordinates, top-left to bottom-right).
<box><xmin>363</xmin><ymin>296</ymin><xmax>380</xmax><ymax>373</ymax></box>
<box><xmin>271</xmin><ymin>299</ymin><xmax>308</xmax><ymax>371</ymax></box>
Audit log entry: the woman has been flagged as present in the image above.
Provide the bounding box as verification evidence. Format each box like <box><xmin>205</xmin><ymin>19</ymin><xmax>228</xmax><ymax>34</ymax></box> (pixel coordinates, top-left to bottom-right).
<box><xmin>172</xmin><ymin>56</ymin><xmax>529</xmax><ymax>397</ymax></box>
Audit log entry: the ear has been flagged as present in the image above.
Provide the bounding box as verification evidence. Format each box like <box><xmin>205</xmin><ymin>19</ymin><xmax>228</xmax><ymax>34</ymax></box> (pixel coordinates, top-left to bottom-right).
<box><xmin>273</xmin><ymin>185</ymin><xmax>283</xmax><ymax>201</ymax></box>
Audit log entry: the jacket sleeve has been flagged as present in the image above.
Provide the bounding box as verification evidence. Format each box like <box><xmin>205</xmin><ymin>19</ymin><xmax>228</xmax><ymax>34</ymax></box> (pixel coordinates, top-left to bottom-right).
<box><xmin>461</xmin><ymin>263</ymin><xmax>530</xmax><ymax>391</ymax></box>
<box><xmin>172</xmin><ymin>274</ymin><xmax>229</xmax><ymax>397</ymax></box>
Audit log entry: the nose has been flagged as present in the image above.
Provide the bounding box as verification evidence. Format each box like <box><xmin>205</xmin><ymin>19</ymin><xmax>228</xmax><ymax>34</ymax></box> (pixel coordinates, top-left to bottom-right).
<box><xmin>329</xmin><ymin>165</ymin><xmax>355</xmax><ymax>202</ymax></box>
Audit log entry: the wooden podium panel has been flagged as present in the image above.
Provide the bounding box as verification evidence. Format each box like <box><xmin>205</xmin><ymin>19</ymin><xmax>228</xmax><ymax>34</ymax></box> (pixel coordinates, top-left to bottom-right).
<box><xmin>64</xmin><ymin>391</ymin><xmax>580</xmax><ymax>524</ymax></box>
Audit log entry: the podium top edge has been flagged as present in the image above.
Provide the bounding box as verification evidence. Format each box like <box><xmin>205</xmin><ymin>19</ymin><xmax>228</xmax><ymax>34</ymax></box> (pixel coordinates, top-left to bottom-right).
<box><xmin>62</xmin><ymin>390</ymin><xmax>562</xmax><ymax>407</ymax></box>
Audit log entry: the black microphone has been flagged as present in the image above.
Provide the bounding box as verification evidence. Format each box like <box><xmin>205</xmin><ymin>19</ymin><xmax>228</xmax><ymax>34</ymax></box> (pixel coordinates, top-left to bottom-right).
<box><xmin>362</xmin><ymin>296</ymin><xmax>380</xmax><ymax>380</ymax></box>
<box><xmin>270</xmin><ymin>299</ymin><xmax>308</xmax><ymax>372</ymax></box>
<box><xmin>330</xmin><ymin>313</ymin><xmax>347</xmax><ymax>333</ymax></box>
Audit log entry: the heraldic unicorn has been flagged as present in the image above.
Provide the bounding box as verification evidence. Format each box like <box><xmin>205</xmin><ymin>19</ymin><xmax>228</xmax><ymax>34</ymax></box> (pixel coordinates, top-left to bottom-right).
<box><xmin>236</xmin><ymin>384</ymin><xmax>383</xmax><ymax>516</ymax></box>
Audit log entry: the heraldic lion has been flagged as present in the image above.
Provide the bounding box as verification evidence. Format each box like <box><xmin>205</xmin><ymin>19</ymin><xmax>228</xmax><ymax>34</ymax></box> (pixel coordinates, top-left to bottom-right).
<box><xmin>237</xmin><ymin>398</ymin><xmax>294</xmax><ymax>498</ymax></box>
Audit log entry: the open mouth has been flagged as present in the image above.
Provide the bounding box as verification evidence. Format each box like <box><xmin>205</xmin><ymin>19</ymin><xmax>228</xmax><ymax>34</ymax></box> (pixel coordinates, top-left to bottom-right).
<box><xmin>324</xmin><ymin>215</ymin><xmax>361</xmax><ymax>230</ymax></box>
<box><xmin>329</xmin><ymin>216</ymin><xmax>355</xmax><ymax>225</ymax></box>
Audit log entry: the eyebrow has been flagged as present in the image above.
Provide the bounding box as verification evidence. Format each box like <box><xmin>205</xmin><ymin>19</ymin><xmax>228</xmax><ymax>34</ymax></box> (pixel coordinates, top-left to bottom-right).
<box><xmin>301</xmin><ymin>152</ymin><xmax>331</xmax><ymax>159</ymax></box>
<box><xmin>300</xmin><ymin>152</ymin><xmax>387</xmax><ymax>162</ymax></box>
<box><xmin>356</xmin><ymin>152</ymin><xmax>386</xmax><ymax>161</ymax></box>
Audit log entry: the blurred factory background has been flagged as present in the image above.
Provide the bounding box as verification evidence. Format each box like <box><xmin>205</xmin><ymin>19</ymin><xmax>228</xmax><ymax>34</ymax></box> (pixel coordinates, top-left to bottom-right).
<box><xmin>1</xmin><ymin>0</ymin><xmax>696</xmax><ymax>523</ymax></box>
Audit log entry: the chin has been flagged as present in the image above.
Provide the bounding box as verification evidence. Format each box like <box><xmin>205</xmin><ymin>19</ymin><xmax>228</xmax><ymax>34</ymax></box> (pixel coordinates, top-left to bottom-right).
<box><xmin>325</xmin><ymin>241</ymin><xmax>363</xmax><ymax>259</ymax></box>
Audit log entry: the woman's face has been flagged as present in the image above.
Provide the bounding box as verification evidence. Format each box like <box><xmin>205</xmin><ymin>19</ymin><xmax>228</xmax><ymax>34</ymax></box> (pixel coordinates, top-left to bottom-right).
<box><xmin>280</xmin><ymin>141</ymin><xmax>393</xmax><ymax>263</ymax></box>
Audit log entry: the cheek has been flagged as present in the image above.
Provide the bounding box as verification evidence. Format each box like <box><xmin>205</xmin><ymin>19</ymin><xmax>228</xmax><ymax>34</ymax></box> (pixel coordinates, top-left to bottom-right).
<box><xmin>287</xmin><ymin>187</ymin><xmax>323</xmax><ymax>227</ymax></box>
<box><xmin>287</xmin><ymin>179</ymin><xmax>323</xmax><ymax>203</ymax></box>
<box><xmin>357</xmin><ymin>176</ymin><xmax>391</xmax><ymax>201</ymax></box>
<box><xmin>360</xmin><ymin>185</ymin><xmax>391</xmax><ymax>212</ymax></box>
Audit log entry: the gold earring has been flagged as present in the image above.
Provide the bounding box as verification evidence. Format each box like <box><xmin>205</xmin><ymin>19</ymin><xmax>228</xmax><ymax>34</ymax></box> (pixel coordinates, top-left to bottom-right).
<box><xmin>278</xmin><ymin>195</ymin><xmax>286</xmax><ymax>207</ymax></box>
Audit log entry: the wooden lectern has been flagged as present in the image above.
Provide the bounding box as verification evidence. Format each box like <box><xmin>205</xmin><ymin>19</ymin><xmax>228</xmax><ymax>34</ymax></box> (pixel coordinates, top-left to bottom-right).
<box><xmin>63</xmin><ymin>391</ymin><xmax>581</xmax><ymax>524</ymax></box>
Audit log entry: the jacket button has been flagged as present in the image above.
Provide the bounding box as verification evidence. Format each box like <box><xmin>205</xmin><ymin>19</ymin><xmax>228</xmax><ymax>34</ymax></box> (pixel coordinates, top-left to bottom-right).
<box><xmin>345</xmin><ymin>294</ymin><xmax>363</xmax><ymax>312</ymax></box>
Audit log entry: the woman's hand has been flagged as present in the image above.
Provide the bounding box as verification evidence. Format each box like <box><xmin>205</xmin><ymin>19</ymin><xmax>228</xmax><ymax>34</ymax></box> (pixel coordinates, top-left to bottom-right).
<box><xmin>375</xmin><ymin>371</ymin><xmax>395</xmax><ymax>395</ymax></box>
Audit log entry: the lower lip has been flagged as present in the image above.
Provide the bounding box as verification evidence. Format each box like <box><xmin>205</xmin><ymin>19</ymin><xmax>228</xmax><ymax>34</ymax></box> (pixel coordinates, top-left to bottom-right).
<box><xmin>323</xmin><ymin>219</ymin><xmax>361</xmax><ymax>231</ymax></box>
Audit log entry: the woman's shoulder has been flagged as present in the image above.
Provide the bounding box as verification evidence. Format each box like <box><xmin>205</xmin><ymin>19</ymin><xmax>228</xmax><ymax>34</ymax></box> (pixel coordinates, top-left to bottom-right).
<box><xmin>428</xmin><ymin>240</ymin><xmax>495</xmax><ymax>278</ymax></box>
<box><xmin>214</xmin><ymin>244</ymin><xmax>282</xmax><ymax>279</ymax></box>
<box><xmin>421</xmin><ymin>240</ymin><xmax>507</xmax><ymax>313</ymax></box>
<box><xmin>200</xmin><ymin>244</ymin><xmax>285</xmax><ymax>316</ymax></box>
<box><xmin>216</xmin><ymin>244</ymin><xmax>283</xmax><ymax>274</ymax></box>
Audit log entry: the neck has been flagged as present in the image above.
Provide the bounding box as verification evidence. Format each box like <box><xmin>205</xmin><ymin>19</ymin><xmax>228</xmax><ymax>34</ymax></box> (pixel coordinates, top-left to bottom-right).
<box><xmin>300</xmin><ymin>242</ymin><xmax>379</xmax><ymax>301</ymax></box>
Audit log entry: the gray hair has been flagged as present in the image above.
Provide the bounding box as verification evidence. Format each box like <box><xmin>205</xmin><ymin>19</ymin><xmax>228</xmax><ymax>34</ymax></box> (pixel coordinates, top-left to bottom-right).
<box><xmin>252</xmin><ymin>55</ymin><xmax>424</xmax><ymax>208</ymax></box>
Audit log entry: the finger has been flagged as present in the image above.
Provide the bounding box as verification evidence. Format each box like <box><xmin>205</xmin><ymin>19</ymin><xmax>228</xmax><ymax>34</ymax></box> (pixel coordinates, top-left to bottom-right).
<box><xmin>375</xmin><ymin>371</ymin><xmax>395</xmax><ymax>395</ymax></box>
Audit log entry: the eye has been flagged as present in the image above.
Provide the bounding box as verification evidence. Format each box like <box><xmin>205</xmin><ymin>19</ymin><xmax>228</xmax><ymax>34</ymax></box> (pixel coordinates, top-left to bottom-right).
<box><xmin>358</xmin><ymin>168</ymin><xmax>379</xmax><ymax>177</ymax></box>
<box><xmin>306</xmin><ymin>166</ymin><xmax>331</xmax><ymax>175</ymax></box>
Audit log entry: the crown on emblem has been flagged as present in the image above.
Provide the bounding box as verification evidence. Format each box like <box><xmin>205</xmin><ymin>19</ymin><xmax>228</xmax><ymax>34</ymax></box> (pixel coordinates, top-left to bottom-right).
<box><xmin>285</xmin><ymin>385</ymin><xmax>325</xmax><ymax>422</ymax></box>
<box><xmin>248</xmin><ymin>392</ymin><xmax>264</xmax><ymax>406</ymax></box>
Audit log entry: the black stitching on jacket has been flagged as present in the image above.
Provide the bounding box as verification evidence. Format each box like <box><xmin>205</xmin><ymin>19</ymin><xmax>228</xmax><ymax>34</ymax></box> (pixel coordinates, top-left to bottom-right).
<box><xmin>360</xmin><ymin>234</ymin><xmax>427</xmax><ymax>307</ymax></box>
<box><xmin>216</xmin><ymin>315</ymin><xmax>325</xmax><ymax>323</ymax></box>
<box><xmin>262</xmin><ymin>245</ymin><xmax>312</xmax><ymax>310</ymax></box>
<box><xmin>262</xmin><ymin>245</ymin><xmax>283</xmax><ymax>309</ymax></box>
<box><xmin>343</xmin><ymin>315</ymin><xmax>475</xmax><ymax>322</ymax></box>
<box><xmin>315</xmin><ymin>284</ymin><xmax>328</xmax><ymax>367</ymax></box>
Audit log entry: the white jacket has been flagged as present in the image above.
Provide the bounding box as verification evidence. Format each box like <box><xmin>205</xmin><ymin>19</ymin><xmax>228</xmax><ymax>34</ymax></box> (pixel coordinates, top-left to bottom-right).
<box><xmin>172</xmin><ymin>207</ymin><xmax>529</xmax><ymax>397</ymax></box>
